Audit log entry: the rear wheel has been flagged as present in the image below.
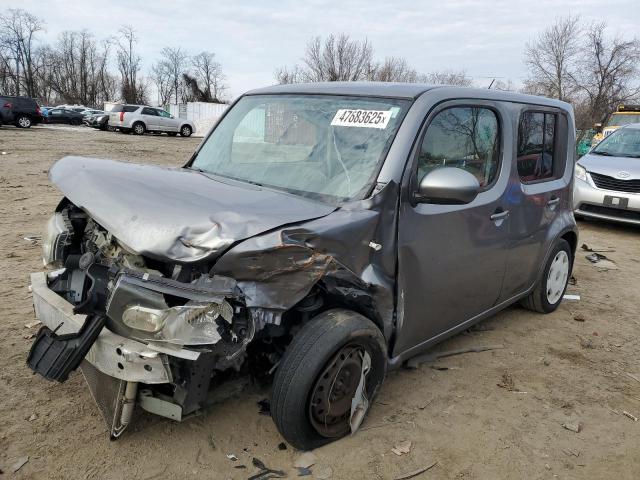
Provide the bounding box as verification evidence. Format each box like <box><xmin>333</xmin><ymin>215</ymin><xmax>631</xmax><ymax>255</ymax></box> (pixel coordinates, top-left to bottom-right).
<box><xmin>180</xmin><ymin>125</ymin><xmax>192</xmax><ymax>137</ymax></box>
<box><xmin>271</xmin><ymin>309</ymin><xmax>387</xmax><ymax>450</ymax></box>
<box><xmin>70</xmin><ymin>118</ymin><xmax>81</xmax><ymax>126</ymax></box>
<box><xmin>521</xmin><ymin>239</ymin><xmax>572</xmax><ymax>313</ymax></box>
<box><xmin>16</xmin><ymin>115</ymin><xmax>32</xmax><ymax>128</ymax></box>
<box><xmin>132</xmin><ymin>122</ymin><xmax>145</xmax><ymax>135</ymax></box>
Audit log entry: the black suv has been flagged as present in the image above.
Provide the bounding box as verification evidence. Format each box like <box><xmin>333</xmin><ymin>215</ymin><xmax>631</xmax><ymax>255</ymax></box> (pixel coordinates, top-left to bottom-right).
<box><xmin>0</xmin><ymin>95</ymin><xmax>44</xmax><ymax>128</ymax></box>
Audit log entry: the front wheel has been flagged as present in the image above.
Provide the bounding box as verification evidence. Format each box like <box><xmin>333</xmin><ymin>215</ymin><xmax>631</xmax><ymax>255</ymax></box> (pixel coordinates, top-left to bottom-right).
<box><xmin>521</xmin><ymin>239</ymin><xmax>573</xmax><ymax>313</ymax></box>
<box><xmin>271</xmin><ymin>309</ymin><xmax>387</xmax><ymax>450</ymax></box>
<box><xmin>16</xmin><ymin>115</ymin><xmax>32</xmax><ymax>128</ymax></box>
<box><xmin>179</xmin><ymin>125</ymin><xmax>192</xmax><ymax>137</ymax></box>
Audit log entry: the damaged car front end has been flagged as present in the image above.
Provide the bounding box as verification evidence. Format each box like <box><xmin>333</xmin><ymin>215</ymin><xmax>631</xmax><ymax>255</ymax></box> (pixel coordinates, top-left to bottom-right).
<box><xmin>27</xmin><ymin>90</ymin><xmax>410</xmax><ymax>445</ymax></box>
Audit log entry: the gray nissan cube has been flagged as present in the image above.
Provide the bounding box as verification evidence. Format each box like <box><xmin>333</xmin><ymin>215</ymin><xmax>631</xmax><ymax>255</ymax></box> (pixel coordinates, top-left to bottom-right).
<box><xmin>28</xmin><ymin>82</ymin><xmax>577</xmax><ymax>450</ymax></box>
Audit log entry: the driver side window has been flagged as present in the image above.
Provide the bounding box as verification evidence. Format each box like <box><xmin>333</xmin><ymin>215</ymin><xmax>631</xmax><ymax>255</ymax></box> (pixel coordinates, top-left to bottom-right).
<box><xmin>417</xmin><ymin>106</ymin><xmax>500</xmax><ymax>188</ymax></box>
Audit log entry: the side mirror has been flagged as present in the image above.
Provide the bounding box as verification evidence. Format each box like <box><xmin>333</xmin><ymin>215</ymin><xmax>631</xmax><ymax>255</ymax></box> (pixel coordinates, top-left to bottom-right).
<box><xmin>413</xmin><ymin>167</ymin><xmax>481</xmax><ymax>205</ymax></box>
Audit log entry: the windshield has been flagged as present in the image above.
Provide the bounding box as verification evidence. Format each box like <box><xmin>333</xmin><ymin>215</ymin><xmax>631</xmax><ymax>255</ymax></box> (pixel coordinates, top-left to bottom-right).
<box><xmin>606</xmin><ymin>114</ymin><xmax>640</xmax><ymax>127</ymax></box>
<box><xmin>190</xmin><ymin>94</ymin><xmax>410</xmax><ymax>203</ymax></box>
<box><xmin>592</xmin><ymin>127</ymin><xmax>640</xmax><ymax>158</ymax></box>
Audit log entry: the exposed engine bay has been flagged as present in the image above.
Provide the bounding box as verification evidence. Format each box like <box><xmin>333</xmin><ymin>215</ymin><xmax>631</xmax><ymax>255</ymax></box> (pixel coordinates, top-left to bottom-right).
<box><xmin>40</xmin><ymin>202</ymin><xmax>307</xmax><ymax>425</ymax></box>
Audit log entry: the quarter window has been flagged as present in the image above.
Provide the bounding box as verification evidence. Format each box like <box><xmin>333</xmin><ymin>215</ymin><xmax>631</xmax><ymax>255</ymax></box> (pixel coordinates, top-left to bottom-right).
<box><xmin>417</xmin><ymin>107</ymin><xmax>500</xmax><ymax>188</ymax></box>
<box><xmin>517</xmin><ymin>112</ymin><xmax>557</xmax><ymax>182</ymax></box>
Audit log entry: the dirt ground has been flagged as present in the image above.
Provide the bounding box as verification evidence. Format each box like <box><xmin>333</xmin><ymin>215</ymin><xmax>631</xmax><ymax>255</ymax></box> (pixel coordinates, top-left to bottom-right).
<box><xmin>1</xmin><ymin>125</ymin><xmax>639</xmax><ymax>480</ymax></box>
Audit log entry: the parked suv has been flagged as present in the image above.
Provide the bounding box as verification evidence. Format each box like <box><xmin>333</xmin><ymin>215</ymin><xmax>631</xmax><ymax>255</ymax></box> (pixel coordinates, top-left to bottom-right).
<box><xmin>0</xmin><ymin>95</ymin><xmax>43</xmax><ymax>128</ymax></box>
<box><xmin>27</xmin><ymin>83</ymin><xmax>577</xmax><ymax>449</ymax></box>
<box><xmin>108</xmin><ymin>104</ymin><xmax>195</xmax><ymax>136</ymax></box>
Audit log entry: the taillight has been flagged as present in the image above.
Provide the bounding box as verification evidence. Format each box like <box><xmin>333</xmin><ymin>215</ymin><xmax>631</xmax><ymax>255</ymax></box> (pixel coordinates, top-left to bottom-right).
<box><xmin>3</xmin><ymin>102</ymin><xmax>12</xmax><ymax>109</ymax></box>
<box><xmin>36</xmin><ymin>106</ymin><xmax>41</xmax><ymax>114</ymax></box>
<box><xmin>120</xmin><ymin>112</ymin><xmax>124</xmax><ymax>122</ymax></box>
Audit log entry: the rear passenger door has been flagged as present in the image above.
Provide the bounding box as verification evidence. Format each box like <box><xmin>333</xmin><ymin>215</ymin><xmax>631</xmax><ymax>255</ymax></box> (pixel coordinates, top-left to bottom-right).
<box><xmin>500</xmin><ymin>108</ymin><xmax>571</xmax><ymax>300</ymax></box>
<box><xmin>141</xmin><ymin>107</ymin><xmax>159</xmax><ymax>130</ymax></box>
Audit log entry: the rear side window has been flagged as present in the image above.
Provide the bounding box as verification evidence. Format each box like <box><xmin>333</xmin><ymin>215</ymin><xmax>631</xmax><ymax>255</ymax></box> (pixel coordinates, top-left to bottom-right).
<box><xmin>517</xmin><ymin>111</ymin><xmax>557</xmax><ymax>183</ymax></box>
<box><xmin>417</xmin><ymin>106</ymin><xmax>500</xmax><ymax>188</ymax></box>
<box><xmin>141</xmin><ymin>107</ymin><xmax>157</xmax><ymax>115</ymax></box>
<box><xmin>111</xmin><ymin>105</ymin><xmax>139</xmax><ymax>113</ymax></box>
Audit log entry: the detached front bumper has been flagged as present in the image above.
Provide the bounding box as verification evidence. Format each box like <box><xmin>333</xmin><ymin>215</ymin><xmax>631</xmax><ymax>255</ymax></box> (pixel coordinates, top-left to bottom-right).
<box><xmin>29</xmin><ymin>271</ymin><xmax>205</xmax><ymax>437</ymax></box>
<box><xmin>30</xmin><ymin>271</ymin><xmax>172</xmax><ymax>383</ymax></box>
<box><xmin>573</xmin><ymin>176</ymin><xmax>640</xmax><ymax>225</ymax></box>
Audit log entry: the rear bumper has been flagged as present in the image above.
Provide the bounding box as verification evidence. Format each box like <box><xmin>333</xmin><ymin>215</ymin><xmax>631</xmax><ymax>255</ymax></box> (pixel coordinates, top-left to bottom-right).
<box><xmin>30</xmin><ymin>271</ymin><xmax>172</xmax><ymax>384</ymax></box>
<box><xmin>573</xmin><ymin>176</ymin><xmax>640</xmax><ymax>225</ymax></box>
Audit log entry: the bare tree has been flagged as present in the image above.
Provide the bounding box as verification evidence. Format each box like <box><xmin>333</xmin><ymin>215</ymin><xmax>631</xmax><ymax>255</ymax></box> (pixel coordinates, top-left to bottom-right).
<box><xmin>370</xmin><ymin>57</ymin><xmax>418</xmax><ymax>82</ymax></box>
<box><xmin>157</xmin><ymin>46</ymin><xmax>189</xmax><ymax>103</ymax></box>
<box><xmin>277</xmin><ymin>34</ymin><xmax>374</xmax><ymax>83</ymax></box>
<box><xmin>192</xmin><ymin>51</ymin><xmax>226</xmax><ymax>102</ymax></box>
<box><xmin>116</xmin><ymin>26</ymin><xmax>146</xmax><ymax>104</ymax></box>
<box><xmin>574</xmin><ymin>22</ymin><xmax>640</xmax><ymax>125</ymax></box>
<box><xmin>419</xmin><ymin>70</ymin><xmax>473</xmax><ymax>86</ymax></box>
<box><xmin>0</xmin><ymin>8</ymin><xmax>44</xmax><ymax>96</ymax></box>
<box><xmin>151</xmin><ymin>61</ymin><xmax>173</xmax><ymax>106</ymax></box>
<box><xmin>524</xmin><ymin>16</ymin><xmax>581</xmax><ymax>101</ymax></box>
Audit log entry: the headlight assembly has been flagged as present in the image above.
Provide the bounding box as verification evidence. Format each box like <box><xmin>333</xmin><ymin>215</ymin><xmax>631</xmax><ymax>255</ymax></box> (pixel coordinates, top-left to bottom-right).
<box><xmin>575</xmin><ymin>163</ymin><xmax>587</xmax><ymax>182</ymax></box>
<box><xmin>42</xmin><ymin>212</ymin><xmax>71</xmax><ymax>268</ymax></box>
<box><xmin>122</xmin><ymin>301</ymin><xmax>234</xmax><ymax>345</ymax></box>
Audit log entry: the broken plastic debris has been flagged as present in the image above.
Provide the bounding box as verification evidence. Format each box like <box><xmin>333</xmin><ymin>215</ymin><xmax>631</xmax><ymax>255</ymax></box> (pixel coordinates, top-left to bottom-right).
<box><xmin>226</xmin><ymin>453</ymin><xmax>238</xmax><ymax>461</ymax></box>
<box><xmin>12</xmin><ymin>456</ymin><xmax>29</xmax><ymax>473</ymax></box>
<box><xmin>563</xmin><ymin>294</ymin><xmax>580</xmax><ymax>301</ymax></box>
<box><xmin>294</xmin><ymin>452</ymin><xmax>317</xmax><ymax>469</ymax></box>
<box><xmin>561</xmin><ymin>421</ymin><xmax>582</xmax><ymax>433</ymax></box>
<box><xmin>391</xmin><ymin>440</ymin><xmax>412</xmax><ymax>456</ymax></box>
<box><xmin>623</xmin><ymin>411</ymin><xmax>638</xmax><ymax>422</ymax></box>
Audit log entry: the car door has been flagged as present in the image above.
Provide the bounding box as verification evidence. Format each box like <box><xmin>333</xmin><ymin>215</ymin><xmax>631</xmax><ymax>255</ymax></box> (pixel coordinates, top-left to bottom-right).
<box><xmin>156</xmin><ymin>109</ymin><xmax>177</xmax><ymax>132</ymax></box>
<box><xmin>499</xmin><ymin>107</ymin><xmax>571</xmax><ymax>300</ymax></box>
<box><xmin>393</xmin><ymin>101</ymin><xmax>512</xmax><ymax>357</ymax></box>
<box><xmin>48</xmin><ymin>109</ymin><xmax>64</xmax><ymax>124</ymax></box>
<box><xmin>141</xmin><ymin>107</ymin><xmax>159</xmax><ymax>130</ymax></box>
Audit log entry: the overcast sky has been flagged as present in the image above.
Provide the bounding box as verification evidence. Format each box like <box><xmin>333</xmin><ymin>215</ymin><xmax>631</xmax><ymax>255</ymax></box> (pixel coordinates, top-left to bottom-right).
<box><xmin>16</xmin><ymin>0</ymin><xmax>640</xmax><ymax>99</ymax></box>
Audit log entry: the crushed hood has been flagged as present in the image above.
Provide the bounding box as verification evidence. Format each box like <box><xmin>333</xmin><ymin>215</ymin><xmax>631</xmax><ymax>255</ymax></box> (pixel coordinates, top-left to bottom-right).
<box><xmin>49</xmin><ymin>156</ymin><xmax>336</xmax><ymax>263</ymax></box>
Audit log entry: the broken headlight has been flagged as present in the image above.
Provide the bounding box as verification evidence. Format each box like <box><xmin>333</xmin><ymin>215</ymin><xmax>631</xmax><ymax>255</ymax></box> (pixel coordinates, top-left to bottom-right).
<box><xmin>42</xmin><ymin>212</ymin><xmax>71</xmax><ymax>268</ymax></box>
<box><xmin>122</xmin><ymin>301</ymin><xmax>234</xmax><ymax>345</ymax></box>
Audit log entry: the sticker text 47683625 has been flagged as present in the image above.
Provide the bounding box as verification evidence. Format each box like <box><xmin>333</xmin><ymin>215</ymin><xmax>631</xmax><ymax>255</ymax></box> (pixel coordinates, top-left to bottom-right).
<box><xmin>330</xmin><ymin>109</ymin><xmax>393</xmax><ymax>129</ymax></box>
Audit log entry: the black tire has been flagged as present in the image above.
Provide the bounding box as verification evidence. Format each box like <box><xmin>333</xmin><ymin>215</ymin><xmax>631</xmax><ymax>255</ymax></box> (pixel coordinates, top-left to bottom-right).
<box><xmin>15</xmin><ymin>115</ymin><xmax>32</xmax><ymax>128</ymax></box>
<box><xmin>521</xmin><ymin>239</ymin><xmax>573</xmax><ymax>313</ymax></box>
<box><xmin>132</xmin><ymin>122</ymin><xmax>145</xmax><ymax>135</ymax></box>
<box><xmin>119</xmin><ymin>128</ymin><xmax>130</xmax><ymax>134</ymax></box>
<box><xmin>271</xmin><ymin>309</ymin><xmax>387</xmax><ymax>450</ymax></box>
<box><xmin>179</xmin><ymin>125</ymin><xmax>192</xmax><ymax>137</ymax></box>
<box><xmin>70</xmin><ymin>118</ymin><xmax>81</xmax><ymax>126</ymax></box>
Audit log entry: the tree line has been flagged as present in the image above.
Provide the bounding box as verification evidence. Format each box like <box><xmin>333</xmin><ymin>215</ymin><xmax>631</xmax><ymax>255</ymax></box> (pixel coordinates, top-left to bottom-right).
<box><xmin>1</xmin><ymin>8</ymin><xmax>638</xmax><ymax>128</ymax></box>
<box><xmin>0</xmin><ymin>8</ymin><xmax>226</xmax><ymax>107</ymax></box>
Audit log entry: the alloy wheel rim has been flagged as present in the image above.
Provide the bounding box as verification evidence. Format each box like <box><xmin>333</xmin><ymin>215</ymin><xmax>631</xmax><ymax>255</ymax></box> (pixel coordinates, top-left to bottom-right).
<box><xmin>546</xmin><ymin>251</ymin><xmax>569</xmax><ymax>304</ymax></box>
<box><xmin>135</xmin><ymin>125</ymin><xmax>144</xmax><ymax>134</ymax></box>
<box><xmin>182</xmin><ymin>127</ymin><xmax>190</xmax><ymax>135</ymax></box>
<box><xmin>19</xmin><ymin>117</ymin><xmax>30</xmax><ymax>127</ymax></box>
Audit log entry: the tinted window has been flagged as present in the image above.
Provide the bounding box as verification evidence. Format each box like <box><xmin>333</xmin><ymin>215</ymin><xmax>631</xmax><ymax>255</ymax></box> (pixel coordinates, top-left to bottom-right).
<box><xmin>111</xmin><ymin>105</ymin><xmax>139</xmax><ymax>113</ymax></box>
<box><xmin>158</xmin><ymin>110</ymin><xmax>171</xmax><ymax>118</ymax></box>
<box><xmin>141</xmin><ymin>107</ymin><xmax>157</xmax><ymax>115</ymax></box>
<box><xmin>417</xmin><ymin>106</ymin><xmax>500</xmax><ymax>188</ymax></box>
<box><xmin>517</xmin><ymin>111</ymin><xmax>557</xmax><ymax>182</ymax></box>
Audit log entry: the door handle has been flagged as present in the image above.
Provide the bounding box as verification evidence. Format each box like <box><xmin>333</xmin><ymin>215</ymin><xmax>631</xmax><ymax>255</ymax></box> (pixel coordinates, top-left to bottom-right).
<box><xmin>547</xmin><ymin>197</ymin><xmax>560</xmax><ymax>207</ymax></box>
<box><xmin>490</xmin><ymin>210</ymin><xmax>510</xmax><ymax>221</ymax></box>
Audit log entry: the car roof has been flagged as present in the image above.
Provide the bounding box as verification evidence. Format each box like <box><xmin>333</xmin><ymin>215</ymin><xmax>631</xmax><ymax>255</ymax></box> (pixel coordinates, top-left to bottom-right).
<box><xmin>244</xmin><ymin>81</ymin><xmax>572</xmax><ymax>109</ymax></box>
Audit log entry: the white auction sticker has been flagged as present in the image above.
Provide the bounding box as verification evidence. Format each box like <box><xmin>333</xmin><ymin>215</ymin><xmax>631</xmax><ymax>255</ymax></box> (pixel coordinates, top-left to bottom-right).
<box><xmin>331</xmin><ymin>109</ymin><xmax>392</xmax><ymax>129</ymax></box>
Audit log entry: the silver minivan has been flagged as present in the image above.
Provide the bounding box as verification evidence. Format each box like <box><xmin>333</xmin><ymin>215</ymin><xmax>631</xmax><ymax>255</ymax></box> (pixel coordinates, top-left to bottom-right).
<box><xmin>28</xmin><ymin>83</ymin><xmax>577</xmax><ymax>450</ymax></box>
